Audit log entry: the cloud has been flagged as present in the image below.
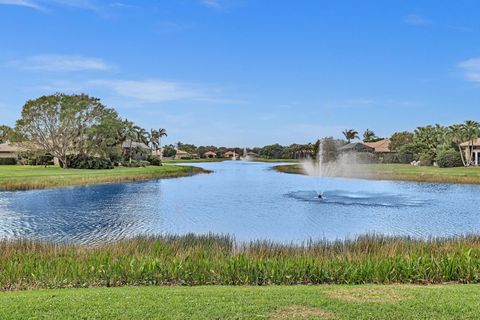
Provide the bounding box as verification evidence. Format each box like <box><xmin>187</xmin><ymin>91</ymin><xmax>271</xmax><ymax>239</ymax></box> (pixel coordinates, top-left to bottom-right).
<box><xmin>403</xmin><ymin>14</ymin><xmax>431</xmax><ymax>26</ymax></box>
<box><xmin>89</xmin><ymin>79</ymin><xmax>220</xmax><ymax>103</ymax></box>
<box><xmin>458</xmin><ymin>58</ymin><xmax>480</xmax><ymax>82</ymax></box>
<box><xmin>0</xmin><ymin>0</ymin><xmax>44</xmax><ymax>10</ymax></box>
<box><xmin>201</xmin><ymin>0</ymin><xmax>221</xmax><ymax>9</ymax></box>
<box><xmin>10</xmin><ymin>54</ymin><xmax>112</xmax><ymax>72</ymax></box>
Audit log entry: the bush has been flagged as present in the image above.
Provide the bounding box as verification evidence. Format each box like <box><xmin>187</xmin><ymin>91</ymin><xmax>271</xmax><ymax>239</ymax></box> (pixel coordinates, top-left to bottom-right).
<box><xmin>149</xmin><ymin>157</ymin><xmax>162</xmax><ymax>166</ymax></box>
<box><xmin>62</xmin><ymin>155</ymin><xmax>113</xmax><ymax>169</ymax></box>
<box><xmin>436</xmin><ymin>149</ymin><xmax>463</xmax><ymax>168</ymax></box>
<box><xmin>0</xmin><ymin>158</ymin><xmax>17</xmax><ymax>165</ymax></box>
<box><xmin>419</xmin><ymin>152</ymin><xmax>433</xmax><ymax>166</ymax></box>
<box><xmin>121</xmin><ymin>160</ymin><xmax>149</xmax><ymax>167</ymax></box>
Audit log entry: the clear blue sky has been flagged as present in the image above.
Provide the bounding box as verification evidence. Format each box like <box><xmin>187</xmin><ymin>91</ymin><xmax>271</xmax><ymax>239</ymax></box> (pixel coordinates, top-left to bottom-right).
<box><xmin>1</xmin><ymin>0</ymin><xmax>480</xmax><ymax>146</ymax></box>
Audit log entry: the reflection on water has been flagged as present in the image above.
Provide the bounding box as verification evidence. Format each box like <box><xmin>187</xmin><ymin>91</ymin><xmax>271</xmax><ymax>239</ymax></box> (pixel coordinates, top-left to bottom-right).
<box><xmin>1</xmin><ymin>161</ymin><xmax>480</xmax><ymax>244</ymax></box>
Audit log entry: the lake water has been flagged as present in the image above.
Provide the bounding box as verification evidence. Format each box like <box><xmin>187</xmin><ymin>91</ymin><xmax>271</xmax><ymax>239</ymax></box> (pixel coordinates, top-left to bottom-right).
<box><xmin>1</xmin><ymin>161</ymin><xmax>480</xmax><ymax>244</ymax></box>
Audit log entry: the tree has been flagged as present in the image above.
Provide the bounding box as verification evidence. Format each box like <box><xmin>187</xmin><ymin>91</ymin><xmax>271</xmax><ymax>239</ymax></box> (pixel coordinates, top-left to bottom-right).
<box><xmin>150</xmin><ymin>128</ymin><xmax>167</xmax><ymax>159</ymax></box>
<box><xmin>15</xmin><ymin>94</ymin><xmax>115</xmax><ymax>168</ymax></box>
<box><xmin>0</xmin><ymin>125</ymin><xmax>13</xmax><ymax>143</ymax></box>
<box><xmin>342</xmin><ymin>129</ymin><xmax>359</xmax><ymax>143</ymax></box>
<box><xmin>389</xmin><ymin>131</ymin><xmax>414</xmax><ymax>151</ymax></box>
<box><xmin>461</xmin><ymin>120</ymin><xmax>480</xmax><ymax>166</ymax></box>
<box><xmin>362</xmin><ymin>129</ymin><xmax>377</xmax><ymax>142</ymax></box>
<box><xmin>413</xmin><ymin>124</ymin><xmax>446</xmax><ymax>160</ymax></box>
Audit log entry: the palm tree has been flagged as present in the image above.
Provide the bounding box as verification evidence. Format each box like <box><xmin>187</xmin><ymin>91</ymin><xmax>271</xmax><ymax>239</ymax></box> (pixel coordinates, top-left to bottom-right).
<box><xmin>156</xmin><ymin>128</ymin><xmax>167</xmax><ymax>160</ymax></box>
<box><xmin>448</xmin><ymin>124</ymin><xmax>467</xmax><ymax>166</ymax></box>
<box><xmin>342</xmin><ymin>129</ymin><xmax>359</xmax><ymax>143</ymax></box>
<box><xmin>462</xmin><ymin>120</ymin><xmax>480</xmax><ymax>166</ymax></box>
<box><xmin>363</xmin><ymin>129</ymin><xmax>376</xmax><ymax>142</ymax></box>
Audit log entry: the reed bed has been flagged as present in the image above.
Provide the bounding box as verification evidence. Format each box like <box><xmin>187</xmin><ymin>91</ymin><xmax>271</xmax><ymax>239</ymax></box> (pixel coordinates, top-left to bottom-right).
<box><xmin>2</xmin><ymin>234</ymin><xmax>480</xmax><ymax>290</ymax></box>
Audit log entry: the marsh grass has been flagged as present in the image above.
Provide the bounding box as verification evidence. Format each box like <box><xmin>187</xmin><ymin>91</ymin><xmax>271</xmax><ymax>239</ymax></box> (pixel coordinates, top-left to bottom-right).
<box><xmin>2</xmin><ymin>234</ymin><xmax>480</xmax><ymax>290</ymax></box>
<box><xmin>0</xmin><ymin>165</ymin><xmax>209</xmax><ymax>191</ymax></box>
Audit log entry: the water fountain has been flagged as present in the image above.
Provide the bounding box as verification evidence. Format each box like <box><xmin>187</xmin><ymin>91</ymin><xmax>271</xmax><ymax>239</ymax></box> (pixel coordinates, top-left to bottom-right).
<box><xmin>301</xmin><ymin>139</ymin><xmax>334</xmax><ymax>199</ymax></box>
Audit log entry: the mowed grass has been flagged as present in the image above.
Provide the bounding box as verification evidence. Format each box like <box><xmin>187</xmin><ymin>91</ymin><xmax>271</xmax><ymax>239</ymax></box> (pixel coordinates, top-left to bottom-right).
<box><xmin>1</xmin><ymin>284</ymin><xmax>480</xmax><ymax>319</ymax></box>
<box><xmin>275</xmin><ymin>163</ymin><xmax>480</xmax><ymax>184</ymax></box>
<box><xmin>3</xmin><ymin>234</ymin><xmax>480</xmax><ymax>291</ymax></box>
<box><xmin>0</xmin><ymin>165</ymin><xmax>208</xmax><ymax>190</ymax></box>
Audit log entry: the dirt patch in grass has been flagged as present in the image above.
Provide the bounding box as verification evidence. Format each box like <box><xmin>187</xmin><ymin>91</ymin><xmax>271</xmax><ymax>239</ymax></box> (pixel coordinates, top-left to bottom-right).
<box><xmin>325</xmin><ymin>287</ymin><xmax>409</xmax><ymax>303</ymax></box>
<box><xmin>269</xmin><ymin>305</ymin><xmax>334</xmax><ymax>319</ymax></box>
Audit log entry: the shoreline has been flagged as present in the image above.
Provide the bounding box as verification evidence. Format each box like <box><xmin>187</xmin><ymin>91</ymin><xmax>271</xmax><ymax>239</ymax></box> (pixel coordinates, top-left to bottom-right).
<box><xmin>0</xmin><ymin>165</ymin><xmax>210</xmax><ymax>191</ymax></box>
<box><xmin>274</xmin><ymin>164</ymin><xmax>480</xmax><ymax>185</ymax></box>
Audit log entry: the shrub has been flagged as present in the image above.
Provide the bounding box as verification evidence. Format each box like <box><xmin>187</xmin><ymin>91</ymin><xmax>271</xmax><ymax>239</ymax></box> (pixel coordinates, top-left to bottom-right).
<box><xmin>121</xmin><ymin>160</ymin><xmax>149</xmax><ymax>167</ymax></box>
<box><xmin>419</xmin><ymin>152</ymin><xmax>433</xmax><ymax>166</ymax></box>
<box><xmin>0</xmin><ymin>158</ymin><xmax>17</xmax><ymax>165</ymax></box>
<box><xmin>436</xmin><ymin>149</ymin><xmax>463</xmax><ymax>168</ymax></box>
<box><xmin>62</xmin><ymin>155</ymin><xmax>113</xmax><ymax>169</ymax></box>
<box><xmin>149</xmin><ymin>157</ymin><xmax>162</xmax><ymax>166</ymax></box>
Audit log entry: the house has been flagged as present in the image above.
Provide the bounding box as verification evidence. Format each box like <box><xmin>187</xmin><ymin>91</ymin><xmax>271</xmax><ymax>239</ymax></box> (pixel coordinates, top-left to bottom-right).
<box><xmin>364</xmin><ymin>139</ymin><xmax>393</xmax><ymax>154</ymax></box>
<box><xmin>0</xmin><ymin>143</ymin><xmax>18</xmax><ymax>159</ymax></box>
<box><xmin>338</xmin><ymin>142</ymin><xmax>375</xmax><ymax>153</ymax></box>
<box><xmin>223</xmin><ymin>150</ymin><xmax>237</xmax><ymax>158</ymax></box>
<box><xmin>175</xmin><ymin>149</ymin><xmax>191</xmax><ymax>159</ymax></box>
<box><xmin>122</xmin><ymin>141</ymin><xmax>150</xmax><ymax>160</ymax></box>
<box><xmin>460</xmin><ymin>138</ymin><xmax>480</xmax><ymax>166</ymax></box>
<box><xmin>204</xmin><ymin>151</ymin><xmax>217</xmax><ymax>158</ymax></box>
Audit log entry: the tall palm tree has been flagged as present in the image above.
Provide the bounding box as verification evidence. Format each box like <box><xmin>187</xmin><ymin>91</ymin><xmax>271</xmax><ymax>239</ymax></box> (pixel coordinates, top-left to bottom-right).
<box><xmin>342</xmin><ymin>129</ymin><xmax>359</xmax><ymax>143</ymax></box>
<box><xmin>448</xmin><ymin>124</ymin><xmax>467</xmax><ymax>166</ymax></box>
<box><xmin>156</xmin><ymin>128</ymin><xmax>167</xmax><ymax>159</ymax></box>
<box><xmin>363</xmin><ymin>129</ymin><xmax>376</xmax><ymax>142</ymax></box>
<box><xmin>462</xmin><ymin>120</ymin><xmax>480</xmax><ymax>166</ymax></box>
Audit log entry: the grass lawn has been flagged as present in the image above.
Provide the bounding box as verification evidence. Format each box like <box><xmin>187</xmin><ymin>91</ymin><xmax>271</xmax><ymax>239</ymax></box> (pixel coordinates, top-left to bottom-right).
<box><xmin>1</xmin><ymin>285</ymin><xmax>479</xmax><ymax>319</ymax></box>
<box><xmin>163</xmin><ymin>158</ymin><xmax>227</xmax><ymax>163</ymax></box>
<box><xmin>275</xmin><ymin>163</ymin><xmax>480</xmax><ymax>184</ymax></box>
<box><xmin>0</xmin><ymin>165</ymin><xmax>208</xmax><ymax>190</ymax></box>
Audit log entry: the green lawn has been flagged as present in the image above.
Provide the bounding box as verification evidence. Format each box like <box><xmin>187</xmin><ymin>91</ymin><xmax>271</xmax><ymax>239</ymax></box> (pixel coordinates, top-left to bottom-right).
<box><xmin>275</xmin><ymin>163</ymin><xmax>480</xmax><ymax>184</ymax></box>
<box><xmin>1</xmin><ymin>285</ymin><xmax>479</xmax><ymax>319</ymax></box>
<box><xmin>0</xmin><ymin>165</ymin><xmax>208</xmax><ymax>190</ymax></box>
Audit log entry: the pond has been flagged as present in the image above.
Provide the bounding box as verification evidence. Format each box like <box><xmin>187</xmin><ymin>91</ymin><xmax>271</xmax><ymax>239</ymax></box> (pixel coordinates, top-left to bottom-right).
<box><xmin>1</xmin><ymin>161</ymin><xmax>480</xmax><ymax>244</ymax></box>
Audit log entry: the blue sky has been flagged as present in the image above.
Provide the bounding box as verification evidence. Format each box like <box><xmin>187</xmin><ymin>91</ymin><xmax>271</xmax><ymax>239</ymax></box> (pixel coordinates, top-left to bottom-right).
<box><xmin>1</xmin><ymin>0</ymin><xmax>480</xmax><ymax>146</ymax></box>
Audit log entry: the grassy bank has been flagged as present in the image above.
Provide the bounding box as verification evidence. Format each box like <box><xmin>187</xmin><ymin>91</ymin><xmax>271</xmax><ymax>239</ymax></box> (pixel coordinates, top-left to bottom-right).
<box><xmin>2</xmin><ymin>285</ymin><xmax>480</xmax><ymax>319</ymax></box>
<box><xmin>275</xmin><ymin>163</ymin><xmax>480</xmax><ymax>184</ymax></box>
<box><xmin>163</xmin><ymin>158</ymin><xmax>226</xmax><ymax>163</ymax></box>
<box><xmin>3</xmin><ymin>234</ymin><xmax>480</xmax><ymax>290</ymax></box>
<box><xmin>0</xmin><ymin>165</ymin><xmax>208</xmax><ymax>191</ymax></box>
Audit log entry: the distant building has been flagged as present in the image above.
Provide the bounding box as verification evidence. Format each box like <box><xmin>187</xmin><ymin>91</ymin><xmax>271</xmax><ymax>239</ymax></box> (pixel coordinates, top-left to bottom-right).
<box><xmin>175</xmin><ymin>150</ymin><xmax>191</xmax><ymax>159</ymax></box>
<box><xmin>338</xmin><ymin>142</ymin><xmax>375</xmax><ymax>153</ymax></box>
<box><xmin>122</xmin><ymin>141</ymin><xmax>150</xmax><ymax>160</ymax></box>
<box><xmin>0</xmin><ymin>143</ymin><xmax>19</xmax><ymax>159</ymax></box>
<box><xmin>460</xmin><ymin>138</ymin><xmax>480</xmax><ymax>166</ymax></box>
<box><xmin>204</xmin><ymin>151</ymin><xmax>217</xmax><ymax>158</ymax></box>
<box><xmin>364</xmin><ymin>139</ymin><xmax>393</xmax><ymax>154</ymax></box>
<box><xmin>223</xmin><ymin>150</ymin><xmax>236</xmax><ymax>158</ymax></box>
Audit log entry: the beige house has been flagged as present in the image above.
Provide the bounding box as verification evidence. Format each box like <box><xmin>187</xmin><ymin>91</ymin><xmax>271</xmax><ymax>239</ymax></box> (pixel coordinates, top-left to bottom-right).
<box><xmin>0</xmin><ymin>143</ymin><xmax>18</xmax><ymax>159</ymax></box>
<box><xmin>175</xmin><ymin>149</ymin><xmax>191</xmax><ymax>159</ymax></box>
<box><xmin>223</xmin><ymin>150</ymin><xmax>236</xmax><ymax>158</ymax></box>
<box><xmin>204</xmin><ymin>151</ymin><xmax>217</xmax><ymax>158</ymax></box>
<box><xmin>460</xmin><ymin>138</ymin><xmax>480</xmax><ymax>166</ymax></box>
<box><xmin>364</xmin><ymin>139</ymin><xmax>393</xmax><ymax>153</ymax></box>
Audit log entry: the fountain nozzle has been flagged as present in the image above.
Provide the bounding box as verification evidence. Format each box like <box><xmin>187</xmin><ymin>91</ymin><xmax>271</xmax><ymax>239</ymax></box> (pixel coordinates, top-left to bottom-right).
<box><xmin>317</xmin><ymin>194</ymin><xmax>323</xmax><ymax>199</ymax></box>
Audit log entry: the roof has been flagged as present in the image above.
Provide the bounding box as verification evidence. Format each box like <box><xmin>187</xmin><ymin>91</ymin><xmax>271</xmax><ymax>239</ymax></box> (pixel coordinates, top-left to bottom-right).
<box><xmin>0</xmin><ymin>143</ymin><xmax>19</xmax><ymax>153</ymax></box>
<box><xmin>175</xmin><ymin>150</ymin><xmax>190</xmax><ymax>155</ymax></box>
<box><xmin>204</xmin><ymin>151</ymin><xmax>217</xmax><ymax>155</ymax></box>
<box><xmin>460</xmin><ymin>138</ymin><xmax>480</xmax><ymax>147</ymax></box>
<box><xmin>224</xmin><ymin>151</ymin><xmax>236</xmax><ymax>155</ymax></box>
<box><xmin>122</xmin><ymin>141</ymin><xmax>149</xmax><ymax>149</ymax></box>
<box><xmin>338</xmin><ymin>142</ymin><xmax>375</xmax><ymax>152</ymax></box>
<box><xmin>364</xmin><ymin>139</ymin><xmax>392</xmax><ymax>153</ymax></box>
